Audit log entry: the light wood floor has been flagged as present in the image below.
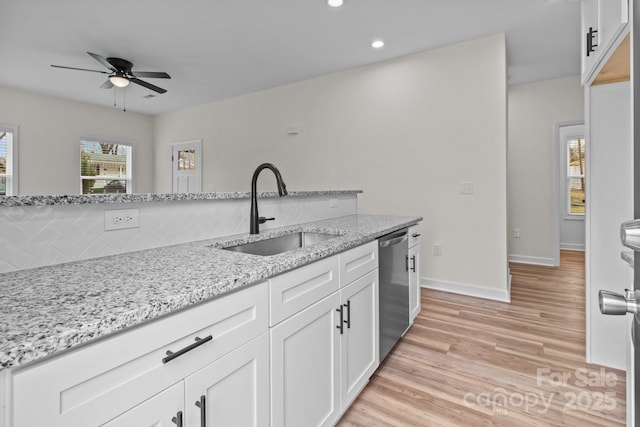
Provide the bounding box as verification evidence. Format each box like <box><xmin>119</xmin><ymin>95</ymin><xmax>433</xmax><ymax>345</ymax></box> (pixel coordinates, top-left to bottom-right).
<box><xmin>338</xmin><ymin>250</ymin><xmax>627</xmax><ymax>426</ymax></box>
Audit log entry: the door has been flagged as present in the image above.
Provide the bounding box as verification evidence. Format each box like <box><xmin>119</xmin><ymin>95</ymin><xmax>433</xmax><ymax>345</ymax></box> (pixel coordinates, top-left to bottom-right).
<box><xmin>101</xmin><ymin>382</ymin><xmax>184</xmax><ymax>427</ymax></box>
<box><xmin>172</xmin><ymin>140</ymin><xmax>202</xmax><ymax>193</ymax></box>
<box><xmin>340</xmin><ymin>270</ymin><xmax>379</xmax><ymax>410</ymax></box>
<box><xmin>557</xmin><ymin>124</ymin><xmax>586</xmax><ymax>251</ymax></box>
<box><xmin>270</xmin><ymin>292</ymin><xmax>341</xmax><ymax>427</ymax></box>
<box><xmin>184</xmin><ymin>333</ymin><xmax>270</xmax><ymax>427</ymax></box>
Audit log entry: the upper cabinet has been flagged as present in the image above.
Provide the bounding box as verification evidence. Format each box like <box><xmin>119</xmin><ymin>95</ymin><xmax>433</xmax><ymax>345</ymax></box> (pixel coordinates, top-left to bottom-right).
<box><xmin>582</xmin><ymin>0</ymin><xmax>629</xmax><ymax>85</ymax></box>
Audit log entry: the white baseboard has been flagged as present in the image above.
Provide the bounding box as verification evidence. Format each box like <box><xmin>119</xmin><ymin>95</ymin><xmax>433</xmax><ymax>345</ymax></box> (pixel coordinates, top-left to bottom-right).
<box><xmin>421</xmin><ymin>277</ymin><xmax>510</xmax><ymax>303</ymax></box>
<box><xmin>560</xmin><ymin>243</ymin><xmax>585</xmax><ymax>251</ymax></box>
<box><xmin>508</xmin><ymin>254</ymin><xmax>558</xmax><ymax>266</ymax></box>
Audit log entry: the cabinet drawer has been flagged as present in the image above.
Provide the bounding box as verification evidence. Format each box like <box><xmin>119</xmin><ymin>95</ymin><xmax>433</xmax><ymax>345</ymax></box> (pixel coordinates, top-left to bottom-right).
<box><xmin>340</xmin><ymin>241</ymin><xmax>378</xmax><ymax>286</ymax></box>
<box><xmin>11</xmin><ymin>281</ymin><xmax>268</xmax><ymax>427</ymax></box>
<box><xmin>270</xmin><ymin>256</ymin><xmax>340</xmax><ymax>326</ymax></box>
<box><xmin>408</xmin><ymin>225</ymin><xmax>421</xmax><ymax>248</ymax></box>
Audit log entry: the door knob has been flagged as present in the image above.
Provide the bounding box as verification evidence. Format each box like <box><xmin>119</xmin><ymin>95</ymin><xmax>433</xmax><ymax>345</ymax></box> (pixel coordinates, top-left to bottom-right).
<box><xmin>599</xmin><ymin>289</ymin><xmax>640</xmax><ymax>315</ymax></box>
<box><xmin>621</xmin><ymin>219</ymin><xmax>640</xmax><ymax>251</ymax></box>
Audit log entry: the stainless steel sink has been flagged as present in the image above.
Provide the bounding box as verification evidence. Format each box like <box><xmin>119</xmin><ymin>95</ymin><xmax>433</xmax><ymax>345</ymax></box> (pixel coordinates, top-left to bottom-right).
<box><xmin>222</xmin><ymin>232</ymin><xmax>340</xmax><ymax>256</ymax></box>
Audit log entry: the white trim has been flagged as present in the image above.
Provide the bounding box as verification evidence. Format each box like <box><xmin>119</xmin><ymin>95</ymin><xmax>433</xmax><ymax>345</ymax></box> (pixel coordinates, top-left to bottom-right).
<box><xmin>79</xmin><ymin>137</ymin><xmax>135</xmax><ymax>194</ymax></box>
<box><xmin>553</xmin><ymin>120</ymin><xmax>585</xmax><ymax>267</ymax></box>
<box><xmin>508</xmin><ymin>254</ymin><xmax>558</xmax><ymax>266</ymax></box>
<box><xmin>420</xmin><ymin>277</ymin><xmax>510</xmax><ymax>303</ymax></box>
<box><xmin>0</xmin><ymin>123</ymin><xmax>18</xmax><ymax>196</ymax></box>
<box><xmin>560</xmin><ymin>243</ymin><xmax>585</xmax><ymax>251</ymax></box>
<box><xmin>584</xmin><ymin>84</ymin><xmax>592</xmax><ymax>363</ymax></box>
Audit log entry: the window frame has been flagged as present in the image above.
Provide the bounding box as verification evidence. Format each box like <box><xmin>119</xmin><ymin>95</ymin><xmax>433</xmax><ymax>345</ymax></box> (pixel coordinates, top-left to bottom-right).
<box><xmin>79</xmin><ymin>137</ymin><xmax>134</xmax><ymax>195</ymax></box>
<box><xmin>0</xmin><ymin>123</ymin><xmax>19</xmax><ymax>196</ymax></box>
<box><xmin>565</xmin><ymin>136</ymin><xmax>586</xmax><ymax>218</ymax></box>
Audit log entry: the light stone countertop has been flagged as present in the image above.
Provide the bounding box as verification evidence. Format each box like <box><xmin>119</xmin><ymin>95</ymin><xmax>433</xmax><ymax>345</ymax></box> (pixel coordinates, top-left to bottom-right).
<box><xmin>0</xmin><ymin>214</ymin><xmax>421</xmax><ymax>370</ymax></box>
<box><xmin>0</xmin><ymin>190</ymin><xmax>362</xmax><ymax>207</ymax></box>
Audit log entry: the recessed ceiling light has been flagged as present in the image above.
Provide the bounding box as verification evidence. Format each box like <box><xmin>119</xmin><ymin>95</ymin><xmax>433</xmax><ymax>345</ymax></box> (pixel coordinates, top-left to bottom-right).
<box><xmin>327</xmin><ymin>0</ymin><xmax>344</xmax><ymax>7</ymax></box>
<box><xmin>371</xmin><ymin>40</ymin><xmax>385</xmax><ymax>49</ymax></box>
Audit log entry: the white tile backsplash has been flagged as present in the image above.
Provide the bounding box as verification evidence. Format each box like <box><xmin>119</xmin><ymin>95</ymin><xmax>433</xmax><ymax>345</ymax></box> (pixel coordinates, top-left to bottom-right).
<box><xmin>0</xmin><ymin>194</ymin><xmax>357</xmax><ymax>273</ymax></box>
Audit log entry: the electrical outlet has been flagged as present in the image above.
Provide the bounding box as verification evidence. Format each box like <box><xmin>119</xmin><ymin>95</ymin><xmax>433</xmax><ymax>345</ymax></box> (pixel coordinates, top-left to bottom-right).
<box><xmin>513</xmin><ymin>228</ymin><xmax>521</xmax><ymax>238</ymax></box>
<box><xmin>105</xmin><ymin>209</ymin><xmax>140</xmax><ymax>231</ymax></box>
<box><xmin>433</xmin><ymin>244</ymin><xmax>442</xmax><ymax>256</ymax></box>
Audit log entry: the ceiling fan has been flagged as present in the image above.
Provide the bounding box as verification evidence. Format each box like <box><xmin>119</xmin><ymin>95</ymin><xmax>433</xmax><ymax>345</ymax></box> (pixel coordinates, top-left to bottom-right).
<box><xmin>51</xmin><ymin>52</ymin><xmax>170</xmax><ymax>94</ymax></box>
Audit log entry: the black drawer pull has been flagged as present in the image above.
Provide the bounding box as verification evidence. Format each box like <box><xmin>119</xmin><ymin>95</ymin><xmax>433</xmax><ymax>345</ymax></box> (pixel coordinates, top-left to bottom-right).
<box><xmin>336</xmin><ymin>305</ymin><xmax>344</xmax><ymax>335</ymax></box>
<box><xmin>412</xmin><ymin>233</ymin><xmax>421</xmax><ymax>238</ymax></box>
<box><xmin>162</xmin><ymin>335</ymin><xmax>213</xmax><ymax>364</ymax></box>
<box><xmin>172</xmin><ymin>411</ymin><xmax>183</xmax><ymax>427</ymax></box>
<box><xmin>195</xmin><ymin>395</ymin><xmax>206</xmax><ymax>426</ymax></box>
<box><xmin>344</xmin><ymin>300</ymin><xmax>351</xmax><ymax>329</ymax></box>
<box><xmin>411</xmin><ymin>256</ymin><xmax>416</xmax><ymax>273</ymax></box>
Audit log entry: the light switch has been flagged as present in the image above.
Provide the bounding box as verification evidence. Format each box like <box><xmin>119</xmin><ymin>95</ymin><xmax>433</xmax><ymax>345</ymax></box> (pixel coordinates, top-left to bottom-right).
<box><xmin>460</xmin><ymin>182</ymin><xmax>474</xmax><ymax>195</ymax></box>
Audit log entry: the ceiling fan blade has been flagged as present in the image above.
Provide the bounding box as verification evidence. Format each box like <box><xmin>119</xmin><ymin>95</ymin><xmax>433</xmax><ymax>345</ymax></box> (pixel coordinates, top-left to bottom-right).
<box><xmin>50</xmin><ymin>64</ymin><xmax>109</xmax><ymax>74</ymax></box>
<box><xmin>87</xmin><ymin>52</ymin><xmax>115</xmax><ymax>71</ymax></box>
<box><xmin>100</xmin><ymin>80</ymin><xmax>114</xmax><ymax>89</ymax></box>
<box><xmin>130</xmin><ymin>71</ymin><xmax>171</xmax><ymax>79</ymax></box>
<box><xmin>130</xmin><ymin>77</ymin><xmax>167</xmax><ymax>94</ymax></box>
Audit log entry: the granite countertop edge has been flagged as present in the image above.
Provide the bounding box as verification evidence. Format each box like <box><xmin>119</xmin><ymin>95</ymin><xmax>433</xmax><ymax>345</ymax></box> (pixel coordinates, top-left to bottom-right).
<box><xmin>0</xmin><ymin>190</ymin><xmax>363</xmax><ymax>207</ymax></box>
<box><xmin>0</xmin><ymin>214</ymin><xmax>421</xmax><ymax>370</ymax></box>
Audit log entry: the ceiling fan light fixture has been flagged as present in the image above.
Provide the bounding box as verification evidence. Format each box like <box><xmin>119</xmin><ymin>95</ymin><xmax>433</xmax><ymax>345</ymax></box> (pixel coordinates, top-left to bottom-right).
<box><xmin>109</xmin><ymin>73</ymin><xmax>130</xmax><ymax>88</ymax></box>
<box><xmin>327</xmin><ymin>0</ymin><xmax>344</xmax><ymax>7</ymax></box>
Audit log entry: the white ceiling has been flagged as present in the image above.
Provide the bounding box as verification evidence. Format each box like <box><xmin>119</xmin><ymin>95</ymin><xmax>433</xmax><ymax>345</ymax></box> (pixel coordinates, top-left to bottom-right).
<box><xmin>0</xmin><ymin>0</ymin><xmax>581</xmax><ymax>116</ymax></box>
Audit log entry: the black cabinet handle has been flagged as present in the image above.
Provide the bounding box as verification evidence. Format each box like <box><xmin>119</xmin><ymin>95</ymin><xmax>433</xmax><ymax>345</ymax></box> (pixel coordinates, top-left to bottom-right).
<box><xmin>586</xmin><ymin>26</ymin><xmax>598</xmax><ymax>57</ymax></box>
<box><xmin>195</xmin><ymin>395</ymin><xmax>206</xmax><ymax>427</ymax></box>
<box><xmin>344</xmin><ymin>300</ymin><xmax>351</xmax><ymax>329</ymax></box>
<box><xmin>411</xmin><ymin>256</ymin><xmax>416</xmax><ymax>273</ymax></box>
<box><xmin>412</xmin><ymin>232</ymin><xmax>421</xmax><ymax>238</ymax></box>
<box><xmin>336</xmin><ymin>305</ymin><xmax>344</xmax><ymax>335</ymax></box>
<box><xmin>172</xmin><ymin>411</ymin><xmax>183</xmax><ymax>427</ymax></box>
<box><xmin>405</xmin><ymin>255</ymin><xmax>409</xmax><ymax>272</ymax></box>
<box><xmin>162</xmin><ymin>335</ymin><xmax>213</xmax><ymax>364</ymax></box>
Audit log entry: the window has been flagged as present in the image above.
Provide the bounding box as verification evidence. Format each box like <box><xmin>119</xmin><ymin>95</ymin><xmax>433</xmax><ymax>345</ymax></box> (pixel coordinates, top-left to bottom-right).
<box><xmin>0</xmin><ymin>124</ymin><xmax>18</xmax><ymax>196</ymax></box>
<box><xmin>80</xmin><ymin>139</ymin><xmax>132</xmax><ymax>194</ymax></box>
<box><xmin>567</xmin><ymin>137</ymin><xmax>586</xmax><ymax>215</ymax></box>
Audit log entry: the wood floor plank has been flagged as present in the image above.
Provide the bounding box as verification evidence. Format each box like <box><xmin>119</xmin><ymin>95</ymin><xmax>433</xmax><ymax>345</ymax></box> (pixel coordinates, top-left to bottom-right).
<box><xmin>337</xmin><ymin>251</ymin><xmax>626</xmax><ymax>426</ymax></box>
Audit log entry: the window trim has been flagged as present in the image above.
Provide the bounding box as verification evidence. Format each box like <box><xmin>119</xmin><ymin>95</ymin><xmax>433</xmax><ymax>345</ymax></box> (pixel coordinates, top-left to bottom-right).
<box><xmin>564</xmin><ymin>136</ymin><xmax>586</xmax><ymax>219</ymax></box>
<box><xmin>79</xmin><ymin>137</ymin><xmax>134</xmax><ymax>195</ymax></box>
<box><xmin>0</xmin><ymin>123</ymin><xmax>19</xmax><ymax>196</ymax></box>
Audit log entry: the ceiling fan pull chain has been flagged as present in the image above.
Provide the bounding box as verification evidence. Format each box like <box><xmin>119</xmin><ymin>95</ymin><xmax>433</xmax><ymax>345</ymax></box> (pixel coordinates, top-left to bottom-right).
<box><xmin>123</xmin><ymin>88</ymin><xmax>126</xmax><ymax>112</ymax></box>
<box><xmin>113</xmin><ymin>88</ymin><xmax>116</xmax><ymax>108</ymax></box>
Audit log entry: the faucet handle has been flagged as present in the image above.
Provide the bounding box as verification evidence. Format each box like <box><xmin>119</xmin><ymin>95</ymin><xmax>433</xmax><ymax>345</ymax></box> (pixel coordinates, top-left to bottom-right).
<box><xmin>258</xmin><ymin>217</ymin><xmax>275</xmax><ymax>224</ymax></box>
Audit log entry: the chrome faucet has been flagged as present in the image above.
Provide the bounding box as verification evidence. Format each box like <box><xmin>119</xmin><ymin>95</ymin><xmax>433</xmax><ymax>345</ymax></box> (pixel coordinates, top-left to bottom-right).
<box><xmin>250</xmin><ymin>163</ymin><xmax>288</xmax><ymax>234</ymax></box>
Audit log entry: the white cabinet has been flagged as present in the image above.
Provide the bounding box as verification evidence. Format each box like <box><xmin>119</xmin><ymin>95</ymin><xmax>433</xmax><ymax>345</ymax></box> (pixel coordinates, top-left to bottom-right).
<box><xmin>270</xmin><ymin>243</ymin><xmax>379</xmax><ymax>426</ymax></box>
<box><xmin>339</xmin><ymin>270</ymin><xmax>379</xmax><ymax>410</ymax></box>
<box><xmin>581</xmin><ymin>0</ymin><xmax>629</xmax><ymax>84</ymax></box>
<box><xmin>271</xmin><ymin>292</ymin><xmax>342</xmax><ymax>427</ymax></box>
<box><xmin>408</xmin><ymin>225</ymin><xmax>422</xmax><ymax>323</ymax></box>
<box><xmin>185</xmin><ymin>332</ymin><xmax>270</xmax><ymax>427</ymax></box>
<box><xmin>102</xmin><ymin>382</ymin><xmax>184</xmax><ymax>427</ymax></box>
<box><xmin>10</xmin><ymin>281</ymin><xmax>268</xmax><ymax>427</ymax></box>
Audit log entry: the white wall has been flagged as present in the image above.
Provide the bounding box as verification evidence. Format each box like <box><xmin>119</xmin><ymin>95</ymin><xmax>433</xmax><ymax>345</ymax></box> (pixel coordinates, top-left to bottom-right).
<box><xmin>0</xmin><ymin>86</ymin><xmax>154</xmax><ymax>195</ymax></box>
<box><xmin>587</xmin><ymin>81</ymin><xmax>632</xmax><ymax>369</ymax></box>
<box><xmin>508</xmin><ymin>76</ymin><xmax>585</xmax><ymax>265</ymax></box>
<box><xmin>154</xmin><ymin>34</ymin><xmax>509</xmax><ymax>298</ymax></box>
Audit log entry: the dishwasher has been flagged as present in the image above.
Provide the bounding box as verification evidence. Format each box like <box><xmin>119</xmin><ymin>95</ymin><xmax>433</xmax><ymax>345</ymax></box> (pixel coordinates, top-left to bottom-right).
<box><xmin>378</xmin><ymin>228</ymin><xmax>410</xmax><ymax>361</ymax></box>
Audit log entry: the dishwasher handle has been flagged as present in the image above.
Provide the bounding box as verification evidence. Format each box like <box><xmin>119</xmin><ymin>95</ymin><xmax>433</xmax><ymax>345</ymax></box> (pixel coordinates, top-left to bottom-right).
<box><xmin>379</xmin><ymin>230</ymin><xmax>408</xmax><ymax>248</ymax></box>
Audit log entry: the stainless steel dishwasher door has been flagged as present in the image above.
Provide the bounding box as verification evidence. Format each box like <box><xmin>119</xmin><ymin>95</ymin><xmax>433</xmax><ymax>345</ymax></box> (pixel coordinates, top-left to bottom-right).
<box><xmin>378</xmin><ymin>228</ymin><xmax>410</xmax><ymax>361</ymax></box>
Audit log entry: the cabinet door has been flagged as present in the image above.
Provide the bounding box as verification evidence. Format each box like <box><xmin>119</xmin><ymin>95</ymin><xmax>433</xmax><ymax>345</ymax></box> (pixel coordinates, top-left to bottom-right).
<box><xmin>340</xmin><ymin>270</ymin><xmax>379</xmax><ymax>410</ymax></box>
<box><xmin>184</xmin><ymin>333</ymin><xmax>269</xmax><ymax>427</ymax></box>
<box><xmin>409</xmin><ymin>244</ymin><xmax>421</xmax><ymax>322</ymax></box>
<box><xmin>101</xmin><ymin>382</ymin><xmax>183</xmax><ymax>427</ymax></box>
<box><xmin>598</xmin><ymin>0</ymin><xmax>628</xmax><ymax>57</ymax></box>
<box><xmin>271</xmin><ymin>293</ymin><xmax>341</xmax><ymax>427</ymax></box>
<box><xmin>582</xmin><ymin>0</ymin><xmax>599</xmax><ymax>83</ymax></box>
